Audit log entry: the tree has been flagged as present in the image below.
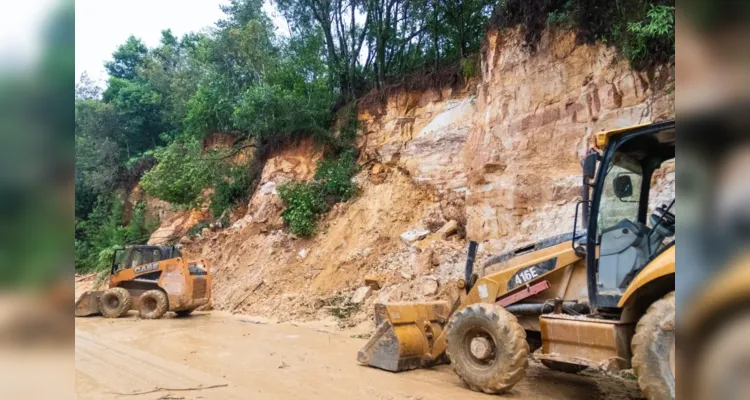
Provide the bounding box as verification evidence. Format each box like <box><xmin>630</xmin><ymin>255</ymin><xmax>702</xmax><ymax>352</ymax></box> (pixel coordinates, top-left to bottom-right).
<box><xmin>104</xmin><ymin>35</ymin><xmax>148</xmax><ymax>80</ymax></box>
<box><xmin>276</xmin><ymin>0</ymin><xmax>370</xmax><ymax>101</ymax></box>
<box><xmin>75</xmin><ymin>72</ymin><xmax>102</xmax><ymax>100</ymax></box>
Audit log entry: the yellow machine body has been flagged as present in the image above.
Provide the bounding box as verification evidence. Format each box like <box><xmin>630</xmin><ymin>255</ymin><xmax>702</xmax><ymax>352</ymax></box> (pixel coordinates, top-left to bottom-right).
<box><xmin>75</xmin><ymin>247</ymin><xmax>211</xmax><ymax>317</ymax></box>
<box><xmin>358</xmin><ymin>121</ymin><xmax>677</xmax><ymax>374</ymax></box>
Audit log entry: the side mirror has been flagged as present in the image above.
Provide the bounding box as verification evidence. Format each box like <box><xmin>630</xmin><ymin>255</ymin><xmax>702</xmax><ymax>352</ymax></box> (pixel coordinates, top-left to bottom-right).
<box><xmin>582</xmin><ymin>152</ymin><xmax>598</xmax><ymax>181</ymax></box>
<box><xmin>613</xmin><ymin>174</ymin><xmax>634</xmax><ymax>199</ymax></box>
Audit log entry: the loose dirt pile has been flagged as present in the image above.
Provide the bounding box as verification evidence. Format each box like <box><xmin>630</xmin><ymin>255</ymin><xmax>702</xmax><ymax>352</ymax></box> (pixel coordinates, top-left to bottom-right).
<box><xmin>180</xmin><ymin>165</ymin><xmax>472</xmax><ymax>329</ymax></box>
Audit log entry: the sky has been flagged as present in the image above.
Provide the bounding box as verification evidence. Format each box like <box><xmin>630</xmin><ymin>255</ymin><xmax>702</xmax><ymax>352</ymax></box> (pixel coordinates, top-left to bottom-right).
<box><xmin>75</xmin><ymin>0</ymin><xmax>231</xmax><ymax>84</ymax></box>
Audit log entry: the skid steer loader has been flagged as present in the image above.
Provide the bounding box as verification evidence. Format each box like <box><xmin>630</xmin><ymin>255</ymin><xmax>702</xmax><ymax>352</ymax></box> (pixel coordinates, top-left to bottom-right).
<box><xmin>358</xmin><ymin>120</ymin><xmax>676</xmax><ymax>399</ymax></box>
<box><xmin>75</xmin><ymin>245</ymin><xmax>211</xmax><ymax>319</ymax></box>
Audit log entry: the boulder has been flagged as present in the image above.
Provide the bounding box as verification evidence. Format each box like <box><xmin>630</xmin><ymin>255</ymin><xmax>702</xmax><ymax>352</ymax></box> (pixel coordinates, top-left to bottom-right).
<box><xmin>298</xmin><ymin>248</ymin><xmax>308</xmax><ymax>259</ymax></box>
<box><xmin>364</xmin><ymin>276</ymin><xmax>382</xmax><ymax>290</ymax></box>
<box><xmin>350</xmin><ymin>286</ymin><xmax>373</xmax><ymax>304</ymax></box>
<box><xmin>400</xmin><ymin>228</ymin><xmax>431</xmax><ymax>245</ymax></box>
<box><xmin>417</xmin><ymin>220</ymin><xmax>458</xmax><ymax>251</ymax></box>
<box><xmin>421</xmin><ymin>278</ymin><xmax>439</xmax><ymax>296</ymax></box>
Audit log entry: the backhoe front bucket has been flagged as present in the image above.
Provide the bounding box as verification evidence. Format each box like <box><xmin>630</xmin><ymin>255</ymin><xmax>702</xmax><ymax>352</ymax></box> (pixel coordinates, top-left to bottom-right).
<box><xmin>357</xmin><ymin>301</ymin><xmax>451</xmax><ymax>371</ymax></box>
<box><xmin>75</xmin><ymin>291</ymin><xmax>104</xmax><ymax>317</ymax></box>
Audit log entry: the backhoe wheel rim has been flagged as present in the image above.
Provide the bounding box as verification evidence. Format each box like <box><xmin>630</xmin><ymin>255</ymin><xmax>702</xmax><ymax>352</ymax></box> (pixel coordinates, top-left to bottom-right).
<box><xmin>106</xmin><ymin>296</ymin><xmax>119</xmax><ymax>309</ymax></box>
<box><xmin>143</xmin><ymin>297</ymin><xmax>157</xmax><ymax>312</ymax></box>
<box><xmin>464</xmin><ymin>328</ymin><xmax>497</xmax><ymax>367</ymax></box>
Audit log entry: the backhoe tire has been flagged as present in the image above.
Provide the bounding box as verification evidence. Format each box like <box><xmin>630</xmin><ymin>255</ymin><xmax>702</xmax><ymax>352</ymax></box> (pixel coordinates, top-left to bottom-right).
<box><xmin>541</xmin><ymin>360</ymin><xmax>587</xmax><ymax>374</ymax></box>
<box><xmin>175</xmin><ymin>309</ymin><xmax>194</xmax><ymax>317</ymax></box>
<box><xmin>445</xmin><ymin>303</ymin><xmax>529</xmax><ymax>394</ymax></box>
<box><xmin>138</xmin><ymin>290</ymin><xmax>168</xmax><ymax>319</ymax></box>
<box><xmin>632</xmin><ymin>291</ymin><xmax>675</xmax><ymax>400</ymax></box>
<box><xmin>100</xmin><ymin>288</ymin><xmax>132</xmax><ymax>318</ymax></box>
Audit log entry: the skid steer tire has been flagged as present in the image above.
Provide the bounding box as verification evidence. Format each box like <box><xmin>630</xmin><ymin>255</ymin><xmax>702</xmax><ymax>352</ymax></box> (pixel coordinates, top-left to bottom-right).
<box><xmin>175</xmin><ymin>309</ymin><xmax>194</xmax><ymax>317</ymax></box>
<box><xmin>139</xmin><ymin>290</ymin><xmax>168</xmax><ymax>319</ymax></box>
<box><xmin>541</xmin><ymin>360</ymin><xmax>587</xmax><ymax>374</ymax></box>
<box><xmin>632</xmin><ymin>291</ymin><xmax>675</xmax><ymax>400</ymax></box>
<box><xmin>100</xmin><ymin>288</ymin><xmax>132</xmax><ymax>318</ymax></box>
<box><xmin>446</xmin><ymin>303</ymin><xmax>529</xmax><ymax>394</ymax></box>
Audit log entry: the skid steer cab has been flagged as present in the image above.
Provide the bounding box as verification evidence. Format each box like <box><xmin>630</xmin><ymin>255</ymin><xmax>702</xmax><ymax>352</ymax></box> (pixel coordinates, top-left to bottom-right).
<box><xmin>75</xmin><ymin>245</ymin><xmax>211</xmax><ymax>319</ymax></box>
<box><xmin>358</xmin><ymin>120</ymin><xmax>676</xmax><ymax>400</ymax></box>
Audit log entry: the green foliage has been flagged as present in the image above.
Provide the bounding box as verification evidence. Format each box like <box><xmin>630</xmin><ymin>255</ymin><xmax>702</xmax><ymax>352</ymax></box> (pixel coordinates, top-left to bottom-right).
<box><xmin>493</xmin><ymin>0</ymin><xmax>674</xmax><ymax>70</ymax></box>
<box><xmin>624</xmin><ymin>5</ymin><xmax>675</xmax><ymax>67</ymax></box>
<box><xmin>327</xmin><ymin>105</ymin><xmax>358</xmax><ymax>151</ymax></box>
<box><xmin>77</xmin><ymin>0</ymin><xmax>521</xmax><ymax>260</ymax></box>
<box><xmin>184</xmin><ymin>81</ymin><xmax>236</xmax><ymax>137</ymax></box>
<box><xmin>314</xmin><ymin>150</ymin><xmax>357</xmax><ymax>202</ymax></box>
<box><xmin>104</xmin><ymin>35</ymin><xmax>148</xmax><ymax>80</ymax></box>
<box><xmin>232</xmin><ymin>84</ymin><xmax>332</xmax><ymax>144</ymax></box>
<box><xmin>277</xmin><ymin>181</ymin><xmax>326</xmax><ymax>236</ymax></box>
<box><xmin>75</xmin><ymin>197</ymin><xmax>158</xmax><ymax>272</ymax></box>
<box><xmin>187</xmin><ymin>220</ymin><xmax>211</xmax><ymax>237</ymax></box>
<box><xmin>278</xmin><ymin>146</ymin><xmax>358</xmax><ymax>237</ymax></box>
<box><xmin>139</xmin><ymin>139</ymin><xmax>215</xmax><ymax>206</ymax></box>
<box><xmin>460</xmin><ymin>57</ymin><xmax>478</xmax><ymax>79</ymax></box>
<box><xmin>210</xmin><ymin>165</ymin><xmax>252</xmax><ymax>218</ymax></box>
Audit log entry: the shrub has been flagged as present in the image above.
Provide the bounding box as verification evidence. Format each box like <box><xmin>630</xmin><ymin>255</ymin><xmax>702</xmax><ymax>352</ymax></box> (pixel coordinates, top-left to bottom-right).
<box><xmin>140</xmin><ymin>139</ymin><xmax>215</xmax><ymax>205</ymax></box>
<box><xmin>277</xmin><ymin>181</ymin><xmax>326</xmax><ymax>236</ymax></box>
<box><xmin>187</xmin><ymin>220</ymin><xmax>211</xmax><ymax>237</ymax></box>
<box><xmin>210</xmin><ymin>165</ymin><xmax>252</xmax><ymax>218</ymax></box>
<box><xmin>624</xmin><ymin>5</ymin><xmax>675</xmax><ymax>68</ymax></box>
<box><xmin>460</xmin><ymin>57</ymin><xmax>478</xmax><ymax>79</ymax></box>
<box><xmin>314</xmin><ymin>150</ymin><xmax>357</xmax><ymax>202</ymax></box>
<box><xmin>74</xmin><ymin>196</ymin><xmax>158</xmax><ymax>272</ymax></box>
<box><xmin>277</xmin><ymin>147</ymin><xmax>358</xmax><ymax>236</ymax></box>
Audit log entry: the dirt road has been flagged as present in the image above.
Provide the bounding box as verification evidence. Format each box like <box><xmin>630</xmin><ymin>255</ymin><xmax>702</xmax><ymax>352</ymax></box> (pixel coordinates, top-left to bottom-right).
<box><xmin>75</xmin><ymin>312</ymin><xmax>644</xmax><ymax>399</ymax></box>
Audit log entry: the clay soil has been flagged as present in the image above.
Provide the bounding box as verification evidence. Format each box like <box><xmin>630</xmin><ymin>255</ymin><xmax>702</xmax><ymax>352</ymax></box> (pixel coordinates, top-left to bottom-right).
<box><xmin>75</xmin><ymin>311</ymin><xmax>644</xmax><ymax>400</ymax></box>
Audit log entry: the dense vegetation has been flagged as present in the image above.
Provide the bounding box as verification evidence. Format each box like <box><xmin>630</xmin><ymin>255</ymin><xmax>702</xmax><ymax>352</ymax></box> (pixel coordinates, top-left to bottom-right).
<box><xmin>75</xmin><ymin>0</ymin><xmax>674</xmax><ymax>270</ymax></box>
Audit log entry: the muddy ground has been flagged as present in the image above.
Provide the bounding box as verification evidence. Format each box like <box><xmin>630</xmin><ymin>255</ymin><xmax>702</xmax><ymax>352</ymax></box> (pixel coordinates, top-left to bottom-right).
<box><xmin>75</xmin><ymin>311</ymin><xmax>644</xmax><ymax>399</ymax></box>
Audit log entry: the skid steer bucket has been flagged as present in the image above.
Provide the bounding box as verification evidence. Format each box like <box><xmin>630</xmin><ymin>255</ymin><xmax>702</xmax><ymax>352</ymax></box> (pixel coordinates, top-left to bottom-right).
<box><xmin>357</xmin><ymin>301</ymin><xmax>451</xmax><ymax>371</ymax></box>
<box><xmin>75</xmin><ymin>291</ymin><xmax>104</xmax><ymax>317</ymax></box>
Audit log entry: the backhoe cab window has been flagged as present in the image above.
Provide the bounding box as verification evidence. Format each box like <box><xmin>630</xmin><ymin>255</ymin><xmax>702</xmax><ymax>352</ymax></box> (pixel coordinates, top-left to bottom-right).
<box><xmin>598</xmin><ymin>153</ymin><xmax>643</xmax><ymax>235</ymax></box>
<box><xmin>113</xmin><ymin>249</ymin><xmax>125</xmax><ymax>272</ymax></box>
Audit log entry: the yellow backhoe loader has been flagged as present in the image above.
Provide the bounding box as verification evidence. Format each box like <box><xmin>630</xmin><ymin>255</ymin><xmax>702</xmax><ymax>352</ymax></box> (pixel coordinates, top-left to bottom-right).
<box><xmin>358</xmin><ymin>120</ymin><xmax>676</xmax><ymax>399</ymax></box>
<box><xmin>75</xmin><ymin>245</ymin><xmax>211</xmax><ymax>319</ymax></box>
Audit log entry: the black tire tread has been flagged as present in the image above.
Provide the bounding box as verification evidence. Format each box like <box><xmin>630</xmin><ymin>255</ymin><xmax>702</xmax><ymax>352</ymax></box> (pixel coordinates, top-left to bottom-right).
<box><xmin>632</xmin><ymin>291</ymin><xmax>675</xmax><ymax>400</ymax></box>
<box><xmin>445</xmin><ymin>303</ymin><xmax>529</xmax><ymax>394</ymax></box>
<box><xmin>100</xmin><ymin>287</ymin><xmax>132</xmax><ymax>318</ymax></box>
<box><xmin>139</xmin><ymin>290</ymin><xmax>169</xmax><ymax>319</ymax></box>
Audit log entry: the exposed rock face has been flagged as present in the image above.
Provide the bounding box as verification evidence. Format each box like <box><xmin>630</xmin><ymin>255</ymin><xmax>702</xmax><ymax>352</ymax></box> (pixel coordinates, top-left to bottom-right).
<box><xmin>358</xmin><ymin>89</ymin><xmax>473</xmax><ymax>192</ymax></box>
<box><xmin>358</xmin><ymin>28</ymin><xmax>675</xmax><ymax>254</ymax></box>
<box><xmin>244</xmin><ymin>138</ymin><xmax>322</xmax><ymax>227</ymax></box>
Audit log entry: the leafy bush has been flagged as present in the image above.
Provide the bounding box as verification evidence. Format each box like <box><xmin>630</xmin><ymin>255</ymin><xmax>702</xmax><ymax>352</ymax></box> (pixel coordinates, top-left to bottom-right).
<box><xmin>187</xmin><ymin>220</ymin><xmax>211</xmax><ymax>237</ymax></box>
<box><xmin>210</xmin><ymin>165</ymin><xmax>252</xmax><ymax>218</ymax></box>
<box><xmin>277</xmin><ymin>181</ymin><xmax>326</xmax><ymax>236</ymax></box>
<box><xmin>278</xmin><ymin>145</ymin><xmax>358</xmax><ymax>236</ymax></box>
<box><xmin>232</xmin><ymin>83</ymin><xmax>333</xmax><ymax>146</ymax></box>
<box><xmin>314</xmin><ymin>150</ymin><xmax>357</xmax><ymax>202</ymax></box>
<box><xmin>140</xmin><ymin>139</ymin><xmax>215</xmax><ymax>206</ymax></box>
<box><xmin>460</xmin><ymin>57</ymin><xmax>478</xmax><ymax>79</ymax></box>
<box><xmin>624</xmin><ymin>5</ymin><xmax>675</xmax><ymax>68</ymax></box>
<box><xmin>75</xmin><ymin>197</ymin><xmax>158</xmax><ymax>272</ymax></box>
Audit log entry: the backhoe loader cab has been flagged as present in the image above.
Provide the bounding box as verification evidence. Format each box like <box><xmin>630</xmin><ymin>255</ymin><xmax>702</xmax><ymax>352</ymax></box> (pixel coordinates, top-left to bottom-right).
<box><xmin>75</xmin><ymin>245</ymin><xmax>212</xmax><ymax>319</ymax></box>
<box><xmin>583</xmin><ymin>121</ymin><xmax>676</xmax><ymax>309</ymax></box>
<box><xmin>358</xmin><ymin>120</ymin><xmax>676</xmax><ymax>400</ymax></box>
